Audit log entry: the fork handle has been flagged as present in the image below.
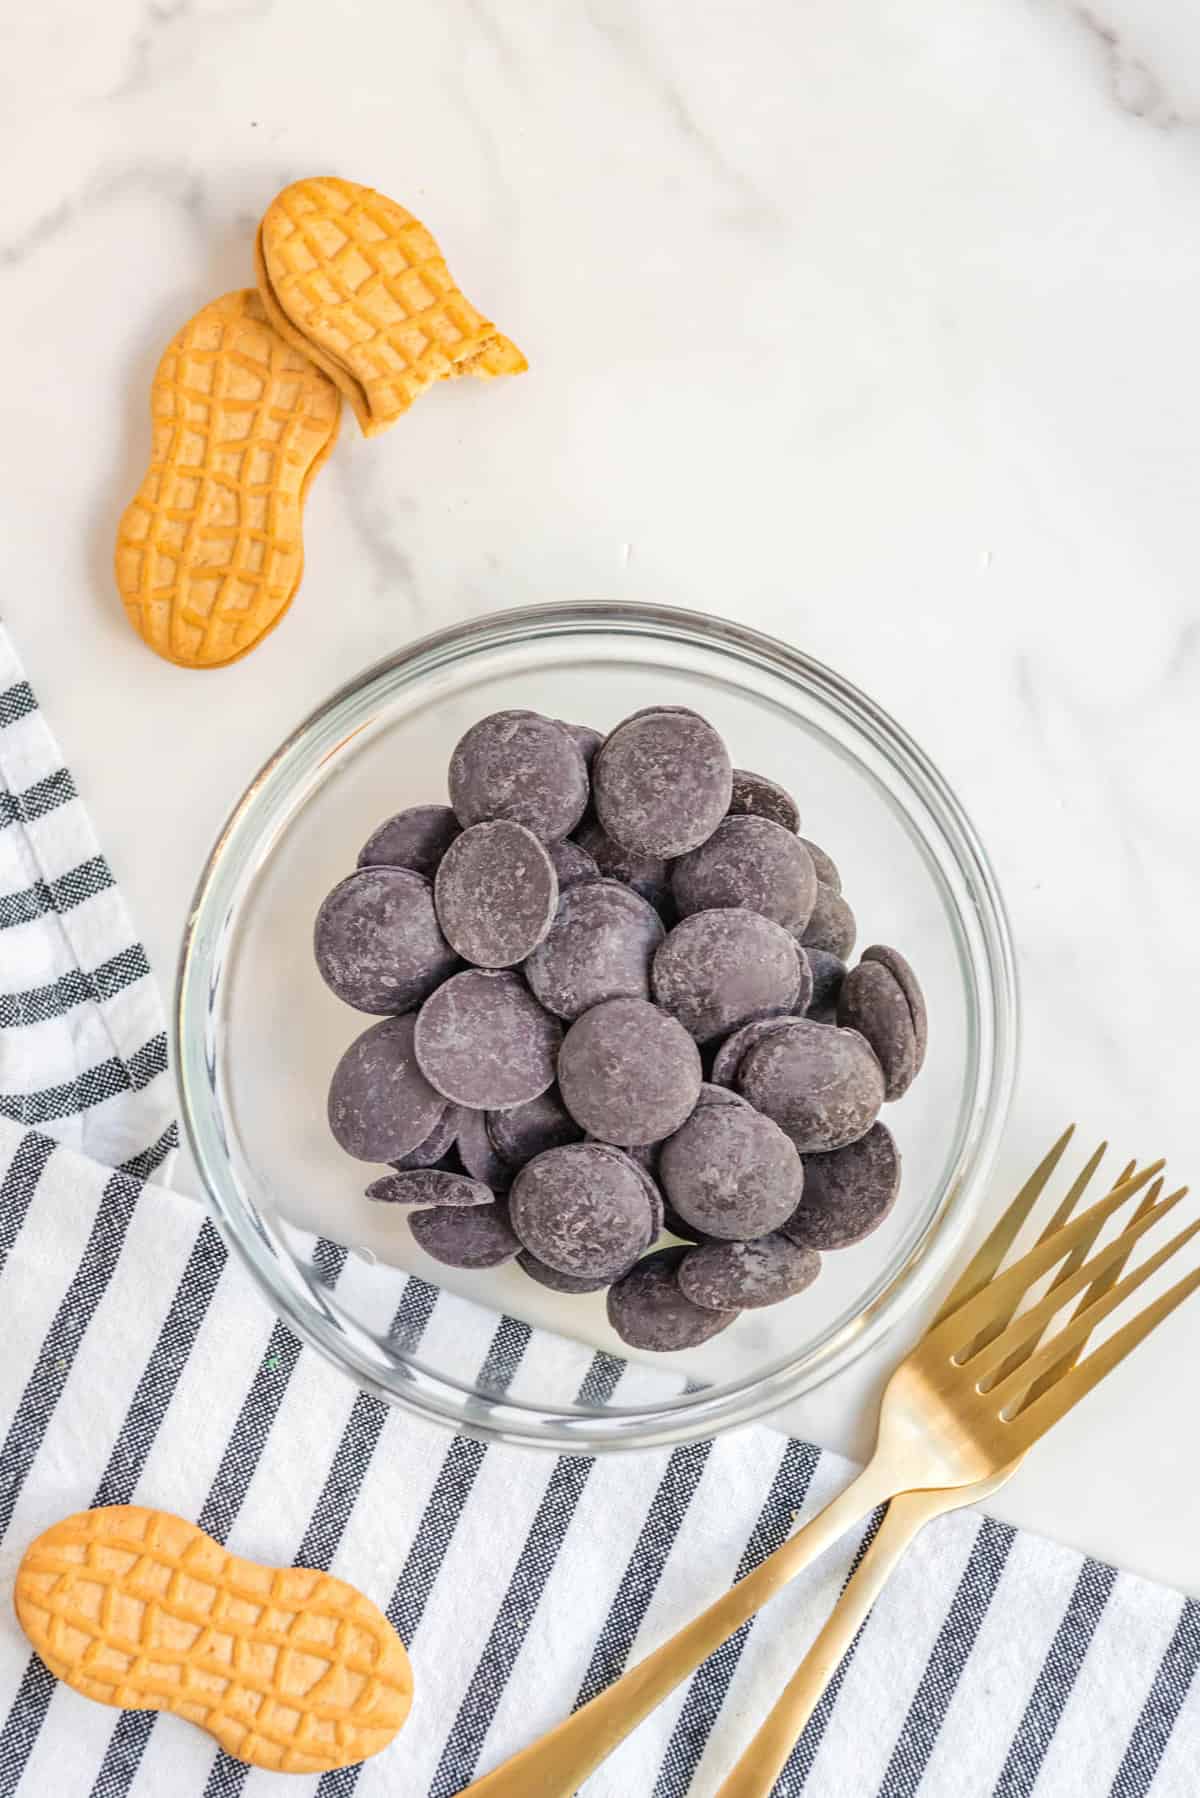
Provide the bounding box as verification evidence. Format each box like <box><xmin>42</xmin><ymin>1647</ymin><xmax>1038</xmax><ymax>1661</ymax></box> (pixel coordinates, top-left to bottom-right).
<box><xmin>459</xmin><ymin>1463</ymin><xmax>894</xmax><ymax>1797</ymax></box>
<box><xmin>710</xmin><ymin>1488</ymin><xmax>961</xmax><ymax>1798</ymax></box>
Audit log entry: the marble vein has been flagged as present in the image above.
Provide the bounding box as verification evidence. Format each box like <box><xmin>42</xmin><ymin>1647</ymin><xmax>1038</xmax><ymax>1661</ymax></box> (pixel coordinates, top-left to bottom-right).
<box><xmin>0</xmin><ymin>163</ymin><xmax>204</xmax><ymax>272</ymax></box>
<box><xmin>109</xmin><ymin>0</ymin><xmax>277</xmax><ymax>102</ymax></box>
<box><xmin>1071</xmin><ymin>6</ymin><xmax>1196</xmax><ymax>128</ymax></box>
<box><xmin>584</xmin><ymin>0</ymin><xmax>779</xmax><ymax>226</ymax></box>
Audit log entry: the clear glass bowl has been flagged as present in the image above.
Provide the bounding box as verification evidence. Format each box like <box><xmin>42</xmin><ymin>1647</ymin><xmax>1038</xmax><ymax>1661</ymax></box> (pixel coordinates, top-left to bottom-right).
<box><xmin>176</xmin><ymin>602</ymin><xmax>1018</xmax><ymax>1452</ymax></box>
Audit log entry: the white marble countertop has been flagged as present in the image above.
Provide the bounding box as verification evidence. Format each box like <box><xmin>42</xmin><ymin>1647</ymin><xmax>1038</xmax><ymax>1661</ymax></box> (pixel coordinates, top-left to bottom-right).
<box><xmin>3</xmin><ymin>0</ymin><xmax>1199</xmax><ymax>1595</ymax></box>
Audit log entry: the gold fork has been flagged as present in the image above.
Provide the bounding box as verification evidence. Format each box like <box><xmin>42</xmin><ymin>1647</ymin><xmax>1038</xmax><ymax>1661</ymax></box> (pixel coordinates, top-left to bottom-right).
<box><xmin>460</xmin><ymin>1135</ymin><xmax>1192</xmax><ymax>1798</ymax></box>
<box><xmin>711</xmin><ymin>1148</ymin><xmax>1180</xmax><ymax>1798</ymax></box>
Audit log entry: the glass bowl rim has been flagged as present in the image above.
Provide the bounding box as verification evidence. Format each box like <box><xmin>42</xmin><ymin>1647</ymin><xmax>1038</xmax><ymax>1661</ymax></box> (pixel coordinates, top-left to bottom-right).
<box><xmin>175</xmin><ymin>600</ymin><xmax>1020</xmax><ymax>1453</ymax></box>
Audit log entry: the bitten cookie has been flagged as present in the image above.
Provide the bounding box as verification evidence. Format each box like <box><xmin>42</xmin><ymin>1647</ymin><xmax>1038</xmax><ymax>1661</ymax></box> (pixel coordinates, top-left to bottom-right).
<box><xmin>256</xmin><ymin>176</ymin><xmax>526</xmax><ymax>436</ymax></box>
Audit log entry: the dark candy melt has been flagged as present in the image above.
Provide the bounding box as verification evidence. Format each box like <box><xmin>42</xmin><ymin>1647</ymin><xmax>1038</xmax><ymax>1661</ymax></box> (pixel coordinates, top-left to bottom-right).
<box><xmin>357</xmin><ymin>805</ymin><xmax>462</xmax><ymax>878</ymax></box>
<box><xmin>525</xmin><ymin>879</ymin><xmax>664</xmax><ymax>1020</ymax></box>
<box><xmin>800</xmin><ymin>884</ymin><xmax>857</xmax><ymax>960</ymax></box>
<box><xmin>728</xmin><ymin>768</ymin><xmax>801</xmax><ymax>833</ymax></box>
<box><xmin>510</xmin><ymin>1143</ymin><xmax>654</xmax><ymax>1279</ymax></box>
<box><xmin>558</xmin><ymin>996</ymin><xmax>702</xmax><ymax>1145</ymax></box>
<box><xmin>607</xmin><ymin>1248</ymin><xmax>737</xmax><ymax>1351</ymax></box>
<box><xmin>366</xmin><ymin>1169</ymin><xmax>492</xmax><ymax>1207</ymax></box>
<box><xmin>653</xmin><ymin>909</ymin><xmax>803</xmax><ymax>1044</ymax></box>
<box><xmin>738</xmin><ymin>1019</ymin><xmax>884</xmax><ymax>1153</ymax></box>
<box><xmin>415</xmin><ymin>969</ymin><xmax>562</xmax><ymax>1109</ymax></box>
<box><xmin>862</xmin><ymin>944</ymin><xmax>928</xmax><ymax>1068</ymax></box>
<box><xmin>672</xmin><ymin>816</ymin><xmax>816</xmax><ymax>931</ymax></box>
<box><xmin>783</xmin><ymin>1122</ymin><xmax>901</xmax><ymax>1250</ymax></box>
<box><xmin>487</xmin><ymin>1087</ymin><xmax>583</xmax><ymax>1166</ymax></box>
<box><xmin>409</xmin><ymin>1202</ymin><xmax>522</xmax><ymax>1268</ymax></box>
<box><xmin>434</xmin><ymin>819</ymin><xmax>558</xmax><ymax>968</ymax></box>
<box><xmin>679</xmin><ymin>1233</ymin><xmax>820</xmax><ymax>1311</ymax></box>
<box><xmin>456</xmin><ymin>1106</ymin><xmax>513</xmax><ymax>1190</ymax></box>
<box><xmin>449</xmin><ymin>710</ymin><xmax>589</xmax><ymax>843</ymax></box>
<box><xmin>659</xmin><ymin>1102</ymin><xmax>804</xmax><ymax>1241</ymax></box>
<box><xmin>388</xmin><ymin>1103</ymin><xmax>464</xmax><ymax>1170</ymax></box>
<box><xmin>315</xmin><ymin>867</ymin><xmax>457</xmax><ymax>1014</ymax></box>
<box><xmin>593</xmin><ymin>709</ymin><xmax>732</xmax><ymax>857</ymax></box>
<box><xmin>837</xmin><ymin>959</ymin><xmax>918</xmax><ymax>1101</ymax></box>
<box><xmin>327</xmin><ymin>1013</ymin><xmax>447</xmax><ymax>1162</ymax></box>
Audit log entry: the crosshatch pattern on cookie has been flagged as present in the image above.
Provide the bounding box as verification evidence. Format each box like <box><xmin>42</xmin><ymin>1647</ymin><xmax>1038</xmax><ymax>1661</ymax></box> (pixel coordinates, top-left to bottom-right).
<box><xmin>15</xmin><ymin>1506</ymin><xmax>412</xmax><ymax>1774</ymax></box>
<box><xmin>258</xmin><ymin>177</ymin><xmax>525</xmax><ymax>429</ymax></box>
<box><xmin>114</xmin><ymin>290</ymin><xmax>341</xmax><ymax>668</ymax></box>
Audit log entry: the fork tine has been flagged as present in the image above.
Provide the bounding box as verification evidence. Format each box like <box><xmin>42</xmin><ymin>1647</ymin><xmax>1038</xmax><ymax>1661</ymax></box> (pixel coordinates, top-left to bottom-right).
<box><xmin>957</xmin><ymin>1140</ymin><xmax>1109</xmax><ymax>1359</ymax></box>
<box><xmin>932</xmin><ymin>1126</ymin><xmax>1077</xmax><ymax>1328</ymax></box>
<box><xmin>929</xmin><ymin>1160</ymin><xmax>1166</xmax><ymax>1356</ymax></box>
<box><xmin>967</xmin><ymin>1184</ymin><xmax>1188</xmax><ymax>1385</ymax></box>
<box><xmin>1019</xmin><ymin>1178</ymin><xmax>1163</xmax><ymax>1408</ymax></box>
<box><xmin>1042</xmin><ymin>1158</ymin><xmax>1136</xmax><ymax>1294</ymax></box>
<box><xmin>1007</xmin><ymin>1260</ymin><xmax>1200</xmax><ymax>1454</ymax></box>
<box><xmin>978</xmin><ymin>1172</ymin><xmax>1158</xmax><ymax>1395</ymax></box>
<box><xmin>988</xmin><ymin>1205</ymin><xmax>1199</xmax><ymax>1409</ymax></box>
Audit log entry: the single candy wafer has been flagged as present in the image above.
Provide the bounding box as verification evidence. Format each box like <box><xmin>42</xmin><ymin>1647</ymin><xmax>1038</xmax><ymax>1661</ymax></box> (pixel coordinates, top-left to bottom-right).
<box><xmin>409</xmin><ymin>1200</ymin><xmax>521</xmax><ymax>1267</ymax></box>
<box><xmin>607</xmin><ymin>1248</ymin><xmax>737</xmax><ymax>1351</ymax></box>
<box><xmin>728</xmin><ymin>769</ymin><xmax>801</xmax><ymax>833</ymax></box>
<box><xmin>366</xmin><ymin>1168</ymin><xmax>491</xmax><ymax>1207</ymax></box>
<box><xmin>358</xmin><ymin>805</ymin><xmax>461</xmax><ymax>877</ymax></box>
<box><xmin>525</xmin><ymin>879</ymin><xmax>664</xmax><ymax>1020</ymax></box>
<box><xmin>558</xmin><ymin>997</ymin><xmax>701</xmax><ymax>1145</ymax></box>
<box><xmin>573</xmin><ymin>818</ymin><xmax>669</xmax><ymax>906</ymax></box>
<box><xmin>457</xmin><ymin>1106</ymin><xmax>513</xmax><ymax>1190</ymax></box>
<box><xmin>801</xmin><ymin>884</ymin><xmax>857</xmax><ymax>959</ymax></box>
<box><xmin>549</xmin><ymin>838</ymin><xmax>600</xmax><ymax>888</ymax></box>
<box><xmin>14</xmin><ymin>1506</ymin><xmax>412</xmax><ymax>1774</ymax></box>
<box><xmin>449</xmin><ymin>712</ymin><xmax>589</xmax><ymax>843</ymax></box>
<box><xmin>672</xmin><ymin>816</ymin><xmax>816</xmax><ymax>931</ymax></box>
<box><xmin>315</xmin><ymin>867</ymin><xmax>456</xmax><ymax>1014</ymax></box>
<box><xmin>510</xmin><ymin>1143</ymin><xmax>652</xmax><ymax>1279</ymax></box>
<box><xmin>434</xmin><ymin>819</ymin><xmax>558</xmax><ymax>967</ymax></box>
<box><xmin>593</xmin><ymin>710</ymin><xmax>732</xmax><ymax>857</ymax></box>
<box><xmin>659</xmin><ymin>1102</ymin><xmax>804</xmax><ymax>1241</ymax></box>
<box><xmin>801</xmin><ymin>839</ymin><xmax>841</xmax><ymax>893</ymax></box>
<box><xmin>328</xmin><ymin>1013</ymin><xmax>446</xmax><ymax>1161</ymax></box>
<box><xmin>653</xmin><ymin>909</ymin><xmax>803</xmax><ymax>1044</ymax></box>
<box><xmin>862</xmin><ymin>944</ymin><xmax>928</xmax><ymax>1069</ymax></box>
<box><xmin>488</xmin><ymin>1087</ymin><xmax>582</xmax><ymax>1166</ymax></box>
<box><xmin>738</xmin><ymin>1018</ymin><xmax>884</xmax><ymax>1152</ymax></box>
<box><xmin>783</xmin><ymin>1122</ymin><xmax>901</xmax><ymax>1249</ymax></box>
<box><xmin>678</xmin><ymin>1234</ymin><xmax>820</xmax><ymax>1311</ymax></box>
<box><xmin>415</xmin><ymin>969</ymin><xmax>561</xmax><ymax>1108</ymax></box>
<box><xmin>837</xmin><ymin>959</ymin><xmax>918</xmax><ymax>1100</ymax></box>
<box><xmin>387</xmin><ymin>1102</ymin><xmax>464</xmax><ymax>1170</ymax></box>
<box><xmin>256</xmin><ymin>177</ymin><xmax>526</xmax><ymax>437</ymax></box>
<box><xmin>115</xmin><ymin>290</ymin><xmax>341</xmax><ymax>668</ymax></box>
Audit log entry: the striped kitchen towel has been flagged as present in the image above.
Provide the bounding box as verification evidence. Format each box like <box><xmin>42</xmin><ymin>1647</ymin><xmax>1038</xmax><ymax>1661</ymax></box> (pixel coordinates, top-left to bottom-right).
<box><xmin>1</xmin><ymin>630</ymin><xmax>1199</xmax><ymax>1797</ymax></box>
<box><xmin>0</xmin><ymin>631</ymin><xmax>175</xmax><ymax>1180</ymax></box>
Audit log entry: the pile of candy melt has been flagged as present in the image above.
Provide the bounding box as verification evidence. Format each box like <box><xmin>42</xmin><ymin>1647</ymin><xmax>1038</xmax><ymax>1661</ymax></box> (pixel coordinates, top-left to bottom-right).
<box><xmin>316</xmin><ymin>707</ymin><xmax>926</xmax><ymax>1352</ymax></box>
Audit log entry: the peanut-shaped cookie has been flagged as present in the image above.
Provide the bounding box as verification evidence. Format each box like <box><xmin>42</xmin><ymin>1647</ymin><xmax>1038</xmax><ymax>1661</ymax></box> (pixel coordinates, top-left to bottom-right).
<box><xmin>15</xmin><ymin>1505</ymin><xmax>412</xmax><ymax>1774</ymax></box>
<box><xmin>256</xmin><ymin>176</ymin><xmax>526</xmax><ymax>436</ymax></box>
<box><xmin>115</xmin><ymin>290</ymin><xmax>341</xmax><ymax>668</ymax></box>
